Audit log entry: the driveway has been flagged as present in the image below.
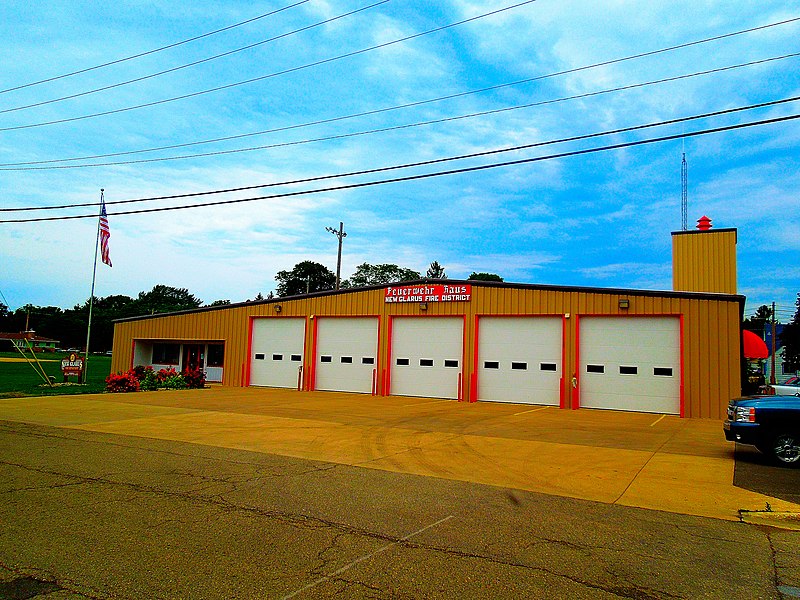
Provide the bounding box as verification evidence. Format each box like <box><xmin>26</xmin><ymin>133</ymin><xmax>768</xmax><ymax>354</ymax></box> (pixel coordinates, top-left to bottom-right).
<box><xmin>0</xmin><ymin>387</ymin><xmax>797</xmax><ymax>522</ymax></box>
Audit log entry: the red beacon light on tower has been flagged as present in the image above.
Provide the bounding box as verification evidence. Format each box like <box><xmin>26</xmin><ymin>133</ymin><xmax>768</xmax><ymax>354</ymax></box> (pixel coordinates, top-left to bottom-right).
<box><xmin>696</xmin><ymin>215</ymin><xmax>712</xmax><ymax>231</ymax></box>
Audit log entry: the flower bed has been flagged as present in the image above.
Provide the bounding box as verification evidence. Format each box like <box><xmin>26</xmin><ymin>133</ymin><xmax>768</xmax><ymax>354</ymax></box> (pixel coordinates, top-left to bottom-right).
<box><xmin>105</xmin><ymin>365</ymin><xmax>206</xmax><ymax>393</ymax></box>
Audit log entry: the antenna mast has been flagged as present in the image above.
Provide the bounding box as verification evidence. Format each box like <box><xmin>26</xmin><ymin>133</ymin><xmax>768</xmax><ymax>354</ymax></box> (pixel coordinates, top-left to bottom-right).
<box><xmin>681</xmin><ymin>152</ymin><xmax>688</xmax><ymax>231</ymax></box>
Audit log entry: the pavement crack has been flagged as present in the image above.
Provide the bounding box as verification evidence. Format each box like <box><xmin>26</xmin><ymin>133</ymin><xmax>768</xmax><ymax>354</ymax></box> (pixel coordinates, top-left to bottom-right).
<box><xmin>0</xmin><ymin>458</ymin><xmax>400</xmax><ymax>543</ymax></box>
<box><xmin>398</xmin><ymin>539</ymin><xmax>679</xmax><ymax>599</ymax></box>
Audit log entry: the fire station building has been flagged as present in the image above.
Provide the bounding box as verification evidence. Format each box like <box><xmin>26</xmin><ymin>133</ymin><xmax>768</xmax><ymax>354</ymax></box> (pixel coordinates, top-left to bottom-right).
<box><xmin>110</xmin><ymin>225</ymin><xmax>743</xmax><ymax>420</ymax></box>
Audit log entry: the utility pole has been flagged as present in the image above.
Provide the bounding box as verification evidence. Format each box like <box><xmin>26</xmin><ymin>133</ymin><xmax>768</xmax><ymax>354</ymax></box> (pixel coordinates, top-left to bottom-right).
<box><xmin>325</xmin><ymin>222</ymin><xmax>346</xmax><ymax>290</ymax></box>
<box><xmin>770</xmin><ymin>301</ymin><xmax>777</xmax><ymax>385</ymax></box>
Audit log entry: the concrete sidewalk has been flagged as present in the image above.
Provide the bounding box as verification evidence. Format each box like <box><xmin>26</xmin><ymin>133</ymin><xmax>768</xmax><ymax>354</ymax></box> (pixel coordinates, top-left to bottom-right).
<box><xmin>1</xmin><ymin>387</ymin><xmax>797</xmax><ymax>522</ymax></box>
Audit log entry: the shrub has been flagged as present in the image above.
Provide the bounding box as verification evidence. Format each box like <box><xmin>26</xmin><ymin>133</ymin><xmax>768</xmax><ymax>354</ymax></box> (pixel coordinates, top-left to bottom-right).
<box><xmin>161</xmin><ymin>374</ymin><xmax>188</xmax><ymax>390</ymax></box>
<box><xmin>182</xmin><ymin>368</ymin><xmax>206</xmax><ymax>389</ymax></box>
<box><xmin>139</xmin><ymin>370</ymin><xmax>159</xmax><ymax>391</ymax></box>
<box><xmin>105</xmin><ymin>371</ymin><xmax>140</xmax><ymax>393</ymax></box>
<box><xmin>156</xmin><ymin>367</ymin><xmax>178</xmax><ymax>383</ymax></box>
<box><xmin>131</xmin><ymin>365</ymin><xmax>151</xmax><ymax>382</ymax></box>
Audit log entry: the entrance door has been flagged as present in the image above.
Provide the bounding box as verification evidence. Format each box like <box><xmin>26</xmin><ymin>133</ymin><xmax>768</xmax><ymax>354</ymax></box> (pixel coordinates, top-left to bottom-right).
<box><xmin>182</xmin><ymin>344</ymin><xmax>205</xmax><ymax>371</ymax></box>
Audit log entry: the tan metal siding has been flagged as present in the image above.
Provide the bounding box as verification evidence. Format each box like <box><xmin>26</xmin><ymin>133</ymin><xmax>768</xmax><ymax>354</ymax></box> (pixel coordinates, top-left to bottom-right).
<box><xmin>111</xmin><ymin>285</ymin><xmax>741</xmax><ymax>419</ymax></box>
<box><xmin>673</xmin><ymin>230</ymin><xmax>737</xmax><ymax>294</ymax></box>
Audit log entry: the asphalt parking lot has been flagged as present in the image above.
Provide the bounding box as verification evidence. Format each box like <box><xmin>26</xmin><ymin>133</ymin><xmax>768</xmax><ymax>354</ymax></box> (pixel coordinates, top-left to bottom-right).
<box><xmin>1</xmin><ymin>388</ymin><xmax>799</xmax><ymax>598</ymax></box>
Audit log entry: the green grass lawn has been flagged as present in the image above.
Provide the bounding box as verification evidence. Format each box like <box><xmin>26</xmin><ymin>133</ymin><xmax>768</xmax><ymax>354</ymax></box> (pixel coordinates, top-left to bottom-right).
<box><xmin>0</xmin><ymin>351</ymin><xmax>112</xmax><ymax>398</ymax></box>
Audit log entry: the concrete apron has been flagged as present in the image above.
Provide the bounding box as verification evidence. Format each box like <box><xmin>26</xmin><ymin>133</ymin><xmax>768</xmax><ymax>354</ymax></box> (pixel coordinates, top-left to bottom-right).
<box><xmin>1</xmin><ymin>387</ymin><xmax>798</xmax><ymax>522</ymax></box>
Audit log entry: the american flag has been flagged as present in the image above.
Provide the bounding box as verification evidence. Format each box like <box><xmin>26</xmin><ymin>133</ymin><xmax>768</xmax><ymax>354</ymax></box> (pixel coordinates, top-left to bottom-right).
<box><xmin>99</xmin><ymin>200</ymin><xmax>112</xmax><ymax>267</ymax></box>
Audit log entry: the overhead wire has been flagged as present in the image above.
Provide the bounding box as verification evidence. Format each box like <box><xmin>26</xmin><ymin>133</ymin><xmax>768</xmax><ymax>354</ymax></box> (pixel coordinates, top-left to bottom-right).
<box><xmin>2</xmin><ymin>52</ymin><xmax>797</xmax><ymax>171</ymax></box>
<box><xmin>0</xmin><ymin>0</ymin><xmax>312</xmax><ymax>95</ymax></box>
<box><xmin>0</xmin><ymin>0</ymin><xmax>538</xmax><ymax>132</ymax></box>
<box><xmin>1</xmin><ymin>112</ymin><xmax>798</xmax><ymax>223</ymax></box>
<box><xmin>3</xmin><ymin>95</ymin><xmax>798</xmax><ymax>212</ymax></box>
<box><xmin>2</xmin><ymin>15</ymin><xmax>797</xmax><ymax>165</ymax></box>
<box><xmin>0</xmin><ymin>0</ymin><xmax>390</xmax><ymax>114</ymax></box>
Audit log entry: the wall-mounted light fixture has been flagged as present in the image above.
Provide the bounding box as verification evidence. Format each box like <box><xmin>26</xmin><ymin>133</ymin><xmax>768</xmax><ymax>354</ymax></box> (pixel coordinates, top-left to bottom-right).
<box><xmin>274</xmin><ymin>304</ymin><xmax>282</xmax><ymax>313</ymax></box>
<box><xmin>419</xmin><ymin>302</ymin><xmax>428</xmax><ymax>311</ymax></box>
<box><xmin>618</xmin><ymin>298</ymin><xmax>630</xmax><ymax>309</ymax></box>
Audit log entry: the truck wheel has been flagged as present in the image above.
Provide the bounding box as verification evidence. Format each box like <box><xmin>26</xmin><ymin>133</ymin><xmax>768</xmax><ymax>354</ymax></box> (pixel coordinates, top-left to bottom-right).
<box><xmin>771</xmin><ymin>433</ymin><xmax>800</xmax><ymax>467</ymax></box>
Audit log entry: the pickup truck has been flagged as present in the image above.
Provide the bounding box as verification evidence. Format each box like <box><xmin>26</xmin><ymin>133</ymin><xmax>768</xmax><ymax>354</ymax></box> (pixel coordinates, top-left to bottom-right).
<box><xmin>724</xmin><ymin>395</ymin><xmax>800</xmax><ymax>466</ymax></box>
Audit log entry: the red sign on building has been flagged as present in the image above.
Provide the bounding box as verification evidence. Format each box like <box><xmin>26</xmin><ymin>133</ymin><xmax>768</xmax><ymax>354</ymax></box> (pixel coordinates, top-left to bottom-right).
<box><xmin>384</xmin><ymin>284</ymin><xmax>471</xmax><ymax>303</ymax></box>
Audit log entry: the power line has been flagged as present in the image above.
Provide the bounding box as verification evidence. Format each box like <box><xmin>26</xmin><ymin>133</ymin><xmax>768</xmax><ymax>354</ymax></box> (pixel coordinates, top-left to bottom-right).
<box><xmin>0</xmin><ymin>0</ymin><xmax>538</xmax><ymax>133</ymax></box>
<box><xmin>0</xmin><ymin>1</ymin><xmax>389</xmax><ymax>115</ymax></box>
<box><xmin>3</xmin><ymin>52</ymin><xmax>796</xmax><ymax>172</ymax></box>
<box><xmin>2</xmin><ymin>15</ymin><xmax>796</xmax><ymax>166</ymax></box>
<box><xmin>3</xmin><ymin>95</ymin><xmax>798</xmax><ymax>213</ymax></box>
<box><xmin>1</xmin><ymin>112</ymin><xmax>798</xmax><ymax>224</ymax></box>
<box><xmin>0</xmin><ymin>1</ymin><xmax>311</xmax><ymax>96</ymax></box>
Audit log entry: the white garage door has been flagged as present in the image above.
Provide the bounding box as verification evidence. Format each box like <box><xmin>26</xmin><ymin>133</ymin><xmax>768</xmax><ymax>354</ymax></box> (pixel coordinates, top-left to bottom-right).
<box><xmin>478</xmin><ymin>317</ymin><xmax>562</xmax><ymax>405</ymax></box>
<box><xmin>580</xmin><ymin>317</ymin><xmax>680</xmax><ymax>414</ymax></box>
<box><xmin>250</xmin><ymin>318</ymin><xmax>305</xmax><ymax>388</ymax></box>
<box><xmin>390</xmin><ymin>317</ymin><xmax>463</xmax><ymax>399</ymax></box>
<box><xmin>315</xmin><ymin>317</ymin><xmax>379</xmax><ymax>394</ymax></box>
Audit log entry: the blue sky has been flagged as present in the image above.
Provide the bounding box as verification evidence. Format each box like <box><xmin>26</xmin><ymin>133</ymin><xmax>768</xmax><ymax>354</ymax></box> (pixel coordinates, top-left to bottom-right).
<box><xmin>1</xmin><ymin>0</ymin><xmax>798</xmax><ymax>321</ymax></box>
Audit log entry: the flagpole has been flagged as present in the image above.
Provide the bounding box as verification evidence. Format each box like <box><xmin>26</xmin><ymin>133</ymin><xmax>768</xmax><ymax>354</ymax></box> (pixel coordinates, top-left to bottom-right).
<box><xmin>83</xmin><ymin>188</ymin><xmax>104</xmax><ymax>383</ymax></box>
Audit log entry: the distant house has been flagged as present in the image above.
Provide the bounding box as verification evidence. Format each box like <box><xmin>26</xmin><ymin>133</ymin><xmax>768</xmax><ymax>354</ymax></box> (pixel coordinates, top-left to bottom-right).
<box><xmin>765</xmin><ymin>346</ymin><xmax>799</xmax><ymax>383</ymax></box>
<box><xmin>0</xmin><ymin>331</ymin><xmax>60</xmax><ymax>352</ymax></box>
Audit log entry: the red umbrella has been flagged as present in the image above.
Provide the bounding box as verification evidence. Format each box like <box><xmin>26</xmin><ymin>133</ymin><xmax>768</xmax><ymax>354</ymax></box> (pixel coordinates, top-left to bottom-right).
<box><xmin>742</xmin><ymin>329</ymin><xmax>769</xmax><ymax>359</ymax></box>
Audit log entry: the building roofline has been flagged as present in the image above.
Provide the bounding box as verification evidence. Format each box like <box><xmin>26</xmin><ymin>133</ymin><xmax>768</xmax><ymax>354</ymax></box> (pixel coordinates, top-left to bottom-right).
<box><xmin>671</xmin><ymin>227</ymin><xmax>738</xmax><ymax>242</ymax></box>
<box><xmin>113</xmin><ymin>279</ymin><xmax>745</xmax><ymax>324</ymax></box>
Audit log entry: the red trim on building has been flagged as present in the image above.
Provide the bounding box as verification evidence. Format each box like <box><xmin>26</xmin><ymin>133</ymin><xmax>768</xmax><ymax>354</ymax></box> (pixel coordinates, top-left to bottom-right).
<box><xmin>309</xmin><ymin>316</ymin><xmax>319</xmax><ymax>391</ymax></box>
<box><xmin>573</xmin><ymin>315</ymin><xmax>581</xmax><ymax>409</ymax></box>
<box><xmin>560</xmin><ymin>316</ymin><xmax>567</xmax><ymax>409</ymax></box>
<box><xmin>244</xmin><ymin>317</ymin><xmax>255</xmax><ymax>387</ymax></box>
<box><xmin>460</xmin><ymin>314</ymin><xmax>467</xmax><ymax>402</ymax></box>
<box><xmin>471</xmin><ymin>316</ymin><xmax>480</xmax><ymax>402</ymax></box>
<box><xmin>385</xmin><ymin>317</ymin><xmax>394</xmax><ymax>395</ymax></box>
<box><xmin>679</xmin><ymin>314</ymin><xmax>685</xmax><ymax>418</ymax></box>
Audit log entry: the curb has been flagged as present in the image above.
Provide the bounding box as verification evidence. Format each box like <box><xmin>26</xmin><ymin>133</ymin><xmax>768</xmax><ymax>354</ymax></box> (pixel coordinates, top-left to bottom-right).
<box><xmin>739</xmin><ymin>510</ymin><xmax>800</xmax><ymax>531</ymax></box>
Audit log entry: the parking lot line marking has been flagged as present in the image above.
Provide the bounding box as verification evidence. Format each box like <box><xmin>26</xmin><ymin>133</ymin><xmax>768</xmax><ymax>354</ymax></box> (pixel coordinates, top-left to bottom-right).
<box><xmin>649</xmin><ymin>414</ymin><xmax>667</xmax><ymax>427</ymax></box>
<box><xmin>513</xmin><ymin>406</ymin><xmax>549</xmax><ymax>416</ymax></box>
<box><xmin>281</xmin><ymin>515</ymin><xmax>454</xmax><ymax>599</ymax></box>
<box><xmin>403</xmin><ymin>399</ymin><xmax>452</xmax><ymax>407</ymax></box>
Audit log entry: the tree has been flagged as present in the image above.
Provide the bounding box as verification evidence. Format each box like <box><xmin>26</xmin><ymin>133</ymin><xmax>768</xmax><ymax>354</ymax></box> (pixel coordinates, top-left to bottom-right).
<box><xmin>743</xmin><ymin>304</ymin><xmax>774</xmax><ymax>334</ymax></box>
<box><xmin>781</xmin><ymin>293</ymin><xmax>800</xmax><ymax>370</ymax></box>
<box><xmin>346</xmin><ymin>263</ymin><xmax>421</xmax><ymax>288</ymax></box>
<box><xmin>125</xmin><ymin>285</ymin><xmax>202</xmax><ymax>318</ymax></box>
<box><xmin>426</xmin><ymin>261</ymin><xmax>447</xmax><ymax>279</ymax></box>
<box><xmin>468</xmin><ymin>272</ymin><xmax>504</xmax><ymax>282</ymax></box>
<box><xmin>207</xmin><ymin>299</ymin><xmax>231</xmax><ymax>307</ymax></box>
<box><xmin>275</xmin><ymin>261</ymin><xmax>335</xmax><ymax>297</ymax></box>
